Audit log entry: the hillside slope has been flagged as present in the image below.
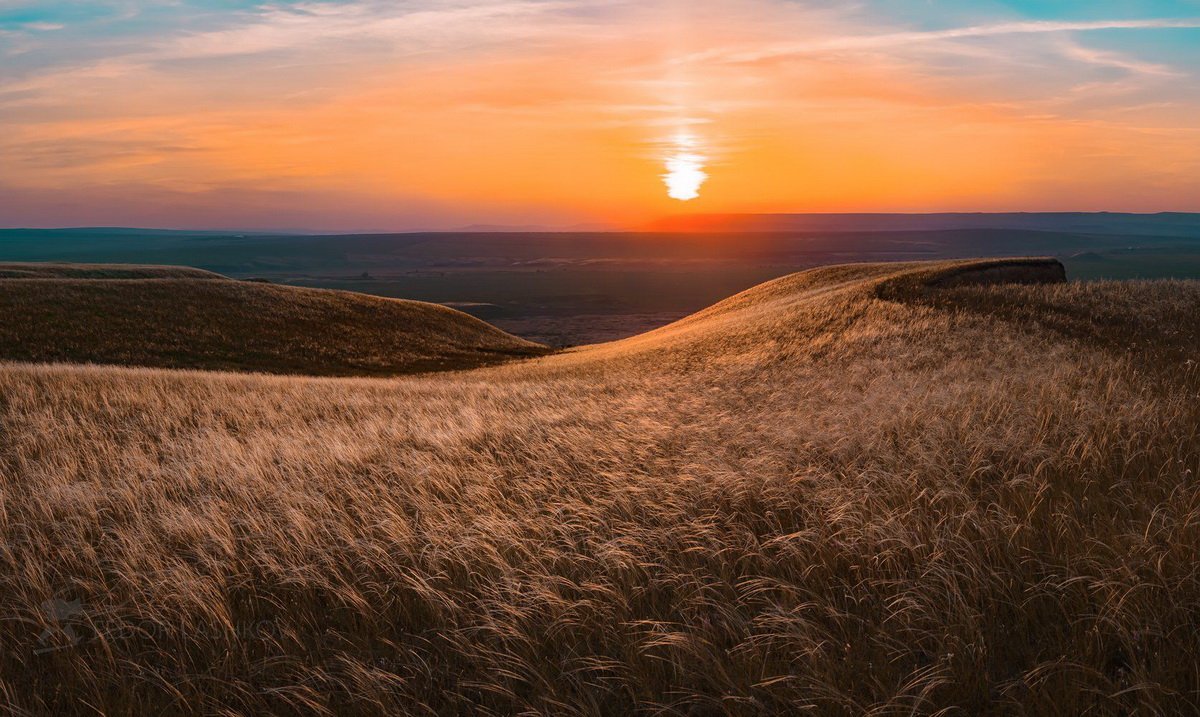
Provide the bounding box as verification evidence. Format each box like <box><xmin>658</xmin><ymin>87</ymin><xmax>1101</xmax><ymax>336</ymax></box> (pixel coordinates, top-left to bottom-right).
<box><xmin>1</xmin><ymin>258</ymin><xmax>1198</xmax><ymax>716</ymax></box>
<box><xmin>0</xmin><ymin>261</ymin><xmax>224</xmax><ymax>279</ymax></box>
<box><xmin>0</xmin><ymin>276</ymin><xmax>549</xmax><ymax>375</ymax></box>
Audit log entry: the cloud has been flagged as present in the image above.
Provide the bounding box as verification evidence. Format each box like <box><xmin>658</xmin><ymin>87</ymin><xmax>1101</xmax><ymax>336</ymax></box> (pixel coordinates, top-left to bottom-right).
<box><xmin>685</xmin><ymin>18</ymin><xmax>1200</xmax><ymax>65</ymax></box>
<box><xmin>1058</xmin><ymin>40</ymin><xmax>1181</xmax><ymax>77</ymax></box>
<box><xmin>155</xmin><ymin>0</ymin><xmax>592</xmax><ymax>61</ymax></box>
<box><xmin>0</xmin><ymin>0</ymin><xmax>608</xmax><ymax>93</ymax></box>
<box><xmin>16</xmin><ymin>22</ymin><xmax>64</xmax><ymax>32</ymax></box>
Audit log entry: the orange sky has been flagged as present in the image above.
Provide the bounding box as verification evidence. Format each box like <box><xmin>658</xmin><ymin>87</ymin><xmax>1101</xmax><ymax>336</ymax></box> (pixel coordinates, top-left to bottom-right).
<box><xmin>1</xmin><ymin>1</ymin><xmax>1198</xmax><ymax>230</ymax></box>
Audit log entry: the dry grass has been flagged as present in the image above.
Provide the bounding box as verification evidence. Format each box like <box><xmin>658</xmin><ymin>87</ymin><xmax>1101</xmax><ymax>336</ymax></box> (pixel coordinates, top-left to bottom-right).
<box><xmin>0</xmin><ymin>277</ymin><xmax>549</xmax><ymax>375</ymax></box>
<box><xmin>1</xmin><ymin>258</ymin><xmax>1198</xmax><ymax>715</ymax></box>
<box><xmin>0</xmin><ymin>262</ymin><xmax>224</xmax><ymax>279</ymax></box>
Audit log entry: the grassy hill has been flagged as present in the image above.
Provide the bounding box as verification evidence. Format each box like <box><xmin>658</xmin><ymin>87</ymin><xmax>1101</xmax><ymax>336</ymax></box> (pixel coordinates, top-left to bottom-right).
<box><xmin>0</xmin><ymin>261</ymin><xmax>225</xmax><ymax>279</ymax></box>
<box><xmin>0</xmin><ymin>273</ymin><xmax>549</xmax><ymax>375</ymax></box>
<box><xmin>6</xmin><ymin>226</ymin><xmax>1200</xmax><ymax>348</ymax></box>
<box><xmin>1</xmin><ymin>258</ymin><xmax>1198</xmax><ymax>715</ymax></box>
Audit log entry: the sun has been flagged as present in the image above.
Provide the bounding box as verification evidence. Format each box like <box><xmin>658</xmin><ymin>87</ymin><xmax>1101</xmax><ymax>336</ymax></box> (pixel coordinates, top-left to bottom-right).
<box><xmin>662</xmin><ymin>132</ymin><xmax>708</xmax><ymax>201</ymax></box>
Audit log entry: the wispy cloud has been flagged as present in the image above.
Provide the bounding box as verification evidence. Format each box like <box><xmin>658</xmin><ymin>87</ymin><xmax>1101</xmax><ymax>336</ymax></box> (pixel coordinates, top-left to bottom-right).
<box><xmin>1</xmin><ymin>0</ymin><xmax>608</xmax><ymax>92</ymax></box>
<box><xmin>1058</xmin><ymin>40</ymin><xmax>1181</xmax><ymax>77</ymax></box>
<box><xmin>158</xmin><ymin>0</ymin><xmax>587</xmax><ymax>61</ymax></box>
<box><xmin>685</xmin><ymin>18</ymin><xmax>1200</xmax><ymax>64</ymax></box>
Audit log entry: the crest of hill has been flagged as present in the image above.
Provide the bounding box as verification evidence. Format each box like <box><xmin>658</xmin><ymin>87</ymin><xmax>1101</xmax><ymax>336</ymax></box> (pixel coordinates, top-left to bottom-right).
<box><xmin>0</xmin><ymin>274</ymin><xmax>549</xmax><ymax>375</ymax></box>
<box><xmin>0</xmin><ymin>262</ymin><xmax>225</xmax><ymax>279</ymax></box>
<box><xmin>543</xmin><ymin>257</ymin><xmax>1073</xmax><ymax>369</ymax></box>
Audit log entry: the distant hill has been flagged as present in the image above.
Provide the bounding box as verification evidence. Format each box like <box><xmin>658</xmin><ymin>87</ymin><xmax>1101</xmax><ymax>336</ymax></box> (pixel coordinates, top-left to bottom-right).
<box><xmin>0</xmin><ymin>225</ymin><xmax>1174</xmax><ymax>273</ymax></box>
<box><xmin>0</xmin><ymin>269</ymin><xmax>549</xmax><ymax>375</ymax></box>
<box><xmin>4</xmin><ymin>223</ymin><xmax>1200</xmax><ymax>347</ymax></box>
<box><xmin>0</xmin><ymin>262</ymin><xmax>225</xmax><ymax>279</ymax></box>
<box><xmin>648</xmin><ymin>212</ymin><xmax>1200</xmax><ymax>237</ymax></box>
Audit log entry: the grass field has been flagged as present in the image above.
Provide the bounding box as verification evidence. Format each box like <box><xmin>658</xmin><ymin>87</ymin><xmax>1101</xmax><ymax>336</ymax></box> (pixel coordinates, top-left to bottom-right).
<box><xmin>1063</xmin><ymin>249</ymin><xmax>1200</xmax><ymax>282</ymax></box>
<box><xmin>1</xmin><ymin>258</ymin><xmax>1198</xmax><ymax>715</ymax></box>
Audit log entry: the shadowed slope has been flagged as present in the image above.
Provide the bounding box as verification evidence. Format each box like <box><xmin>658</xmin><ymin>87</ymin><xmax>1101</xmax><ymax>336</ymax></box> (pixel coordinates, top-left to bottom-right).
<box><xmin>0</xmin><ymin>277</ymin><xmax>549</xmax><ymax>375</ymax></box>
<box><xmin>1</xmin><ymin>259</ymin><xmax>1198</xmax><ymax>715</ymax></box>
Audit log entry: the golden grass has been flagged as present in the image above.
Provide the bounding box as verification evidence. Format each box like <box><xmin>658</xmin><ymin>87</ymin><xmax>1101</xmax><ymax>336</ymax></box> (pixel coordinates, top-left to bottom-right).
<box><xmin>0</xmin><ymin>277</ymin><xmax>549</xmax><ymax>376</ymax></box>
<box><xmin>0</xmin><ymin>262</ymin><xmax>225</xmax><ymax>279</ymax></box>
<box><xmin>1</xmin><ymin>258</ymin><xmax>1198</xmax><ymax>715</ymax></box>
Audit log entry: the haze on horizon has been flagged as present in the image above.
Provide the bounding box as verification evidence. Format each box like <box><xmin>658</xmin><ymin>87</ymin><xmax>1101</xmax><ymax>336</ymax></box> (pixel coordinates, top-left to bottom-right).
<box><xmin>1</xmin><ymin>0</ymin><xmax>1199</xmax><ymax>232</ymax></box>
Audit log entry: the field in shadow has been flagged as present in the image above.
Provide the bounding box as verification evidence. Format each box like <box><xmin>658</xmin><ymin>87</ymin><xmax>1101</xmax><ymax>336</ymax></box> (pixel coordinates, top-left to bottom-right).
<box><xmin>0</xmin><ymin>272</ymin><xmax>548</xmax><ymax>375</ymax></box>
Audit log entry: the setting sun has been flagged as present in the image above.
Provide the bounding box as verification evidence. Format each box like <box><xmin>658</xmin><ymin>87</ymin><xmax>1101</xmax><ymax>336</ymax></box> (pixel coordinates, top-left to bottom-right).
<box><xmin>662</xmin><ymin>132</ymin><xmax>708</xmax><ymax>201</ymax></box>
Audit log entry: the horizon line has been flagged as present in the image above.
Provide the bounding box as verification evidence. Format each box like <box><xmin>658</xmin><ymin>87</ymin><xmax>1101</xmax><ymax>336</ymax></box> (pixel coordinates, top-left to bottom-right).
<box><xmin>4</xmin><ymin>210</ymin><xmax>1200</xmax><ymax>236</ymax></box>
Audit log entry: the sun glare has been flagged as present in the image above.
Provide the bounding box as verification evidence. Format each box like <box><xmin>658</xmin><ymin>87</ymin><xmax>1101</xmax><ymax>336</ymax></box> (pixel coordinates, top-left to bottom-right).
<box><xmin>662</xmin><ymin>133</ymin><xmax>708</xmax><ymax>201</ymax></box>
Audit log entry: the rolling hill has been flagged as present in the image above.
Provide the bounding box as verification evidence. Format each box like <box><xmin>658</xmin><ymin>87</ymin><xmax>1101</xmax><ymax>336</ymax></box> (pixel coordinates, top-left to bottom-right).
<box><xmin>1</xmin><ymin>258</ymin><xmax>1197</xmax><ymax>715</ymax></box>
<box><xmin>0</xmin><ymin>273</ymin><xmax>549</xmax><ymax>375</ymax></box>
<box><xmin>5</xmin><ymin>225</ymin><xmax>1200</xmax><ymax>346</ymax></box>
<box><xmin>648</xmin><ymin>211</ymin><xmax>1200</xmax><ymax>236</ymax></box>
<box><xmin>0</xmin><ymin>262</ymin><xmax>226</xmax><ymax>279</ymax></box>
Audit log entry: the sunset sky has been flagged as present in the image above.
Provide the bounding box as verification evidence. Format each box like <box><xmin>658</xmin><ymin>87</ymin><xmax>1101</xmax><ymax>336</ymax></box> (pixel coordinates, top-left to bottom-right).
<box><xmin>2</xmin><ymin>1</ymin><xmax>1199</xmax><ymax>231</ymax></box>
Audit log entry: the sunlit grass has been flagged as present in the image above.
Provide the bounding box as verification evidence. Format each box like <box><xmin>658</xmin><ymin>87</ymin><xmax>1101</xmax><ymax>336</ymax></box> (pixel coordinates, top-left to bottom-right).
<box><xmin>1</xmin><ymin>259</ymin><xmax>1197</xmax><ymax>715</ymax></box>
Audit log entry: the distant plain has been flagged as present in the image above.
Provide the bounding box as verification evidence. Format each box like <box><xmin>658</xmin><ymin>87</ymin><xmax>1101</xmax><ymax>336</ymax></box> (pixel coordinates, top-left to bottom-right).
<box><xmin>4</xmin><ymin>215</ymin><xmax>1200</xmax><ymax>346</ymax></box>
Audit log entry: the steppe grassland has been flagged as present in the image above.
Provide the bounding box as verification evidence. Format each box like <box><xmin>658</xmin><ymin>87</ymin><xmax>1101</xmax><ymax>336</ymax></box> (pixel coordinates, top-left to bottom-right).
<box><xmin>1</xmin><ymin>260</ymin><xmax>1198</xmax><ymax>715</ymax></box>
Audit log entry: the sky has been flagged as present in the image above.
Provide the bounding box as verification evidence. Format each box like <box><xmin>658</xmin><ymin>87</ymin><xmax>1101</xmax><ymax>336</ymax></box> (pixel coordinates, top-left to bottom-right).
<box><xmin>1</xmin><ymin>0</ymin><xmax>1199</xmax><ymax>231</ymax></box>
